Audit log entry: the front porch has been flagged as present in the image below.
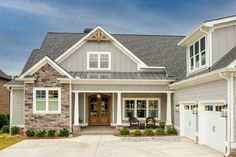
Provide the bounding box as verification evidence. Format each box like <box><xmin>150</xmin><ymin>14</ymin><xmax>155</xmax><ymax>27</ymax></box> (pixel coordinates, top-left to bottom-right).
<box><xmin>72</xmin><ymin>90</ymin><xmax>174</xmax><ymax>133</ymax></box>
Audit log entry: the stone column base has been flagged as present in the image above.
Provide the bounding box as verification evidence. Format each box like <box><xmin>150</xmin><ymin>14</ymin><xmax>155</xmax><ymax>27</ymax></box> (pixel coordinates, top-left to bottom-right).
<box><xmin>73</xmin><ymin>125</ymin><xmax>81</xmax><ymax>136</ymax></box>
<box><xmin>165</xmin><ymin>124</ymin><xmax>174</xmax><ymax>131</ymax></box>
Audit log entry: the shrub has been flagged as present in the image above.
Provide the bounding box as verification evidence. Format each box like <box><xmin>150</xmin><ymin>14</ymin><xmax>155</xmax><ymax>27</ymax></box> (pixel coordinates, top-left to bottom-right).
<box><xmin>166</xmin><ymin>128</ymin><xmax>177</xmax><ymax>135</ymax></box>
<box><xmin>120</xmin><ymin>128</ymin><xmax>129</xmax><ymax>136</ymax></box>
<box><xmin>48</xmin><ymin>129</ymin><xmax>56</xmax><ymax>137</ymax></box>
<box><xmin>0</xmin><ymin>130</ymin><xmax>2</xmax><ymax>134</ymax></box>
<box><xmin>58</xmin><ymin>128</ymin><xmax>70</xmax><ymax>137</ymax></box>
<box><xmin>0</xmin><ymin>114</ymin><xmax>9</xmax><ymax>129</ymax></box>
<box><xmin>1</xmin><ymin>125</ymin><xmax>9</xmax><ymax>133</ymax></box>
<box><xmin>159</xmin><ymin>121</ymin><xmax>166</xmax><ymax>129</ymax></box>
<box><xmin>36</xmin><ymin>130</ymin><xmax>47</xmax><ymax>137</ymax></box>
<box><xmin>11</xmin><ymin>126</ymin><xmax>20</xmax><ymax>135</ymax></box>
<box><xmin>26</xmin><ymin>129</ymin><xmax>35</xmax><ymax>137</ymax></box>
<box><xmin>133</xmin><ymin>129</ymin><xmax>142</xmax><ymax>136</ymax></box>
<box><xmin>156</xmin><ymin>128</ymin><xmax>165</xmax><ymax>135</ymax></box>
<box><xmin>144</xmin><ymin>128</ymin><xmax>153</xmax><ymax>136</ymax></box>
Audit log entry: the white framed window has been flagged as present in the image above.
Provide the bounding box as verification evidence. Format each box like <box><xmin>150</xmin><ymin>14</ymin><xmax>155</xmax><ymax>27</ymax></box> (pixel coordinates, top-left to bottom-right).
<box><xmin>188</xmin><ymin>36</ymin><xmax>206</xmax><ymax>72</ymax></box>
<box><xmin>33</xmin><ymin>88</ymin><xmax>61</xmax><ymax>114</ymax></box>
<box><xmin>87</xmin><ymin>52</ymin><xmax>111</xmax><ymax>70</ymax></box>
<box><xmin>123</xmin><ymin>98</ymin><xmax>161</xmax><ymax>120</ymax></box>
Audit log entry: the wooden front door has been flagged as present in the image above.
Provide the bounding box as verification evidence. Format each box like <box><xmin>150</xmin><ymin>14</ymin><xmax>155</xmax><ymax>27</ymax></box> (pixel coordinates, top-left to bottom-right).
<box><xmin>89</xmin><ymin>94</ymin><xmax>110</xmax><ymax>126</ymax></box>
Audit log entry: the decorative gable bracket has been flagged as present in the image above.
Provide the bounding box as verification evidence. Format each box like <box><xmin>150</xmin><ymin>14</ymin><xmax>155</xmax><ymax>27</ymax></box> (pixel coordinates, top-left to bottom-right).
<box><xmin>85</xmin><ymin>28</ymin><xmax>111</xmax><ymax>42</ymax></box>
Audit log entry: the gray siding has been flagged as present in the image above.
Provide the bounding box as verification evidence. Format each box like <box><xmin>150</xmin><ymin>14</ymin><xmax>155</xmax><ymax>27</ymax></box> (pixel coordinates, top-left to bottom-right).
<box><xmin>72</xmin><ymin>84</ymin><xmax>169</xmax><ymax>91</ymax></box>
<box><xmin>60</xmin><ymin>41</ymin><xmax>138</xmax><ymax>72</ymax></box>
<box><xmin>12</xmin><ymin>89</ymin><xmax>24</xmax><ymax>126</ymax></box>
<box><xmin>173</xmin><ymin>79</ymin><xmax>227</xmax><ymax>127</ymax></box>
<box><xmin>212</xmin><ymin>25</ymin><xmax>236</xmax><ymax>65</ymax></box>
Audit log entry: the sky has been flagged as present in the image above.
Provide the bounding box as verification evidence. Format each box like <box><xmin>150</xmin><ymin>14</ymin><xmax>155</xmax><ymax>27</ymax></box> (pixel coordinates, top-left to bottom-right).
<box><xmin>0</xmin><ymin>0</ymin><xmax>236</xmax><ymax>75</ymax></box>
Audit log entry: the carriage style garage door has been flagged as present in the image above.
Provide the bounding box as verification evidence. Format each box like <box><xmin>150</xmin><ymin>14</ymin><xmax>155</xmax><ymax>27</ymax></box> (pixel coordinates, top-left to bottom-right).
<box><xmin>181</xmin><ymin>104</ymin><xmax>197</xmax><ymax>141</ymax></box>
<box><xmin>199</xmin><ymin>104</ymin><xmax>226</xmax><ymax>153</ymax></box>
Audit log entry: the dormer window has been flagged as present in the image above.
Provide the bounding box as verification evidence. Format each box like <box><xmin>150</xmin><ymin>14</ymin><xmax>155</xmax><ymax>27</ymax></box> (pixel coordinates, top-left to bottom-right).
<box><xmin>189</xmin><ymin>37</ymin><xmax>206</xmax><ymax>72</ymax></box>
<box><xmin>87</xmin><ymin>52</ymin><xmax>111</xmax><ymax>70</ymax></box>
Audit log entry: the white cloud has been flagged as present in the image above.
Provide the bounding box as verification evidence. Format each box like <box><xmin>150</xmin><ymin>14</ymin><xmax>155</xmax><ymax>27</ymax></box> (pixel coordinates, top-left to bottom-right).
<box><xmin>0</xmin><ymin>0</ymin><xmax>60</xmax><ymax>16</ymax></box>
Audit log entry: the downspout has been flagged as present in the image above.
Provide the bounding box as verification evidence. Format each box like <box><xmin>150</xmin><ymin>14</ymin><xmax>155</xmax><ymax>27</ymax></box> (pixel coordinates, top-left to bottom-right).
<box><xmin>220</xmin><ymin>72</ymin><xmax>232</xmax><ymax>157</ymax></box>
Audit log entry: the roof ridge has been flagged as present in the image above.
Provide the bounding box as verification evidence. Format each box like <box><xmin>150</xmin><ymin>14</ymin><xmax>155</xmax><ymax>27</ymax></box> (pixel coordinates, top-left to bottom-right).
<box><xmin>46</xmin><ymin>32</ymin><xmax>185</xmax><ymax>37</ymax></box>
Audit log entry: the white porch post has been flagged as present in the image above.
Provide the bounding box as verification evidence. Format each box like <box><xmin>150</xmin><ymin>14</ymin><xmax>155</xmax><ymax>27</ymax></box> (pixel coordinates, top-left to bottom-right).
<box><xmin>74</xmin><ymin>92</ymin><xmax>79</xmax><ymax>126</ymax></box>
<box><xmin>112</xmin><ymin>93</ymin><xmax>115</xmax><ymax>125</ymax></box>
<box><xmin>116</xmin><ymin>92</ymin><xmax>122</xmax><ymax>126</ymax></box>
<box><xmin>166</xmin><ymin>92</ymin><xmax>172</xmax><ymax>125</ymax></box>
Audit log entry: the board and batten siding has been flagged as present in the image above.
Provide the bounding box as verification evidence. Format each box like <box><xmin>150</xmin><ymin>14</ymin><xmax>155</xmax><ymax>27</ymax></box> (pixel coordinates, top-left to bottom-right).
<box><xmin>173</xmin><ymin>79</ymin><xmax>227</xmax><ymax>130</ymax></box>
<box><xmin>212</xmin><ymin>25</ymin><xmax>236</xmax><ymax>65</ymax></box>
<box><xmin>72</xmin><ymin>84</ymin><xmax>169</xmax><ymax>91</ymax></box>
<box><xmin>12</xmin><ymin>89</ymin><xmax>24</xmax><ymax>126</ymax></box>
<box><xmin>60</xmin><ymin>41</ymin><xmax>138</xmax><ymax>72</ymax></box>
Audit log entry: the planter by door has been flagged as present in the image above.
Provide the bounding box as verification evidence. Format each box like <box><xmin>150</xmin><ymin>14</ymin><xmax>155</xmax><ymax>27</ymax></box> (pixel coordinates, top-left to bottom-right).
<box><xmin>89</xmin><ymin>94</ymin><xmax>110</xmax><ymax>126</ymax></box>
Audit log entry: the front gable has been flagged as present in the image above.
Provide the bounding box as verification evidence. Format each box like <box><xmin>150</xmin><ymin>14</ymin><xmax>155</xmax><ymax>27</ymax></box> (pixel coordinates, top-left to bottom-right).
<box><xmin>56</xmin><ymin>26</ymin><xmax>147</xmax><ymax>72</ymax></box>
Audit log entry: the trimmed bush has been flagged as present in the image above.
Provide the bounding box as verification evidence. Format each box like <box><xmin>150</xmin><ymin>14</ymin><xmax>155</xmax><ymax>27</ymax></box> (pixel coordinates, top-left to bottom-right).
<box><xmin>11</xmin><ymin>126</ymin><xmax>20</xmax><ymax>135</ymax></box>
<box><xmin>48</xmin><ymin>129</ymin><xmax>56</xmax><ymax>137</ymax></box>
<box><xmin>26</xmin><ymin>129</ymin><xmax>35</xmax><ymax>137</ymax></box>
<box><xmin>120</xmin><ymin>128</ymin><xmax>129</xmax><ymax>136</ymax></box>
<box><xmin>166</xmin><ymin>128</ymin><xmax>177</xmax><ymax>135</ymax></box>
<box><xmin>1</xmin><ymin>125</ymin><xmax>9</xmax><ymax>133</ymax></box>
<box><xmin>133</xmin><ymin>129</ymin><xmax>142</xmax><ymax>136</ymax></box>
<box><xmin>159</xmin><ymin>121</ymin><xmax>166</xmax><ymax>129</ymax></box>
<box><xmin>0</xmin><ymin>114</ymin><xmax>9</xmax><ymax>129</ymax></box>
<box><xmin>36</xmin><ymin>130</ymin><xmax>47</xmax><ymax>137</ymax></box>
<box><xmin>58</xmin><ymin>128</ymin><xmax>70</xmax><ymax>137</ymax></box>
<box><xmin>144</xmin><ymin>128</ymin><xmax>153</xmax><ymax>136</ymax></box>
<box><xmin>156</xmin><ymin>128</ymin><xmax>165</xmax><ymax>135</ymax></box>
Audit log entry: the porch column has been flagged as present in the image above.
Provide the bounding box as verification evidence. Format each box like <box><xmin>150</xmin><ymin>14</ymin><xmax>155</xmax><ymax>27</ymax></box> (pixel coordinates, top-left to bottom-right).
<box><xmin>166</xmin><ymin>92</ymin><xmax>172</xmax><ymax>125</ymax></box>
<box><xmin>74</xmin><ymin>92</ymin><xmax>79</xmax><ymax>126</ymax></box>
<box><xmin>116</xmin><ymin>92</ymin><xmax>122</xmax><ymax>126</ymax></box>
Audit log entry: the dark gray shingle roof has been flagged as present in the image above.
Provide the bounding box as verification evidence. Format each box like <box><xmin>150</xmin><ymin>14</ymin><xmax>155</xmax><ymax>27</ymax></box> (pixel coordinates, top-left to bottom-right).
<box><xmin>5</xmin><ymin>80</ymin><xmax>24</xmax><ymax>86</ymax></box>
<box><xmin>69</xmin><ymin>71</ymin><xmax>175</xmax><ymax>80</ymax></box>
<box><xmin>0</xmin><ymin>69</ymin><xmax>11</xmax><ymax>80</ymax></box>
<box><xmin>21</xmin><ymin>33</ymin><xmax>186</xmax><ymax>79</ymax></box>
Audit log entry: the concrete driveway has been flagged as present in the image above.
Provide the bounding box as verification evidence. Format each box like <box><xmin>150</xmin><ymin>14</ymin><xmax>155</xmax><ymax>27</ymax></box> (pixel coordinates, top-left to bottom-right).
<box><xmin>0</xmin><ymin>135</ymin><xmax>223</xmax><ymax>157</ymax></box>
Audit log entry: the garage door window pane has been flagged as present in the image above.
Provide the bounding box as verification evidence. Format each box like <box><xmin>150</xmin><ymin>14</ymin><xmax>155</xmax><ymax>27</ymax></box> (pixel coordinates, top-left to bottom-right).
<box><xmin>184</xmin><ymin>105</ymin><xmax>189</xmax><ymax>110</ymax></box>
<box><xmin>205</xmin><ymin>105</ymin><xmax>213</xmax><ymax>111</ymax></box>
<box><xmin>215</xmin><ymin>106</ymin><xmax>223</xmax><ymax>112</ymax></box>
<box><xmin>137</xmin><ymin>100</ymin><xmax>146</xmax><ymax>118</ymax></box>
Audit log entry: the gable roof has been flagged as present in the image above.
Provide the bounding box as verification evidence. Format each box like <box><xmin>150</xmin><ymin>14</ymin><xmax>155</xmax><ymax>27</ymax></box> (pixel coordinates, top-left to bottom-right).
<box><xmin>0</xmin><ymin>69</ymin><xmax>11</xmax><ymax>80</ymax></box>
<box><xmin>22</xmin><ymin>32</ymin><xmax>185</xmax><ymax>78</ymax></box>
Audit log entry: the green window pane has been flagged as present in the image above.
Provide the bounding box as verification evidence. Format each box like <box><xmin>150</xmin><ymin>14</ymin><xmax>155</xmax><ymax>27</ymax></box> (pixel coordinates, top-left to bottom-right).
<box><xmin>200</xmin><ymin>37</ymin><xmax>205</xmax><ymax>51</ymax></box>
<box><xmin>36</xmin><ymin>101</ymin><xmax>46</xmax><ymax>111</ymax></box>
<box><xmin>201</xmin><ymin>51</ymin><xmax>206</xmax><ymax>65</ymax></box>
<box><xmin>49</xmin><ymin>101</ymin><xmax>58</xmax><ymax>111</ymax></box>
<box><xmin>190</xmin><ymin>45</ymin><xmax>193</xmax><ymax>57</ymax></box>
<box><xmin>195</xmin><ymin>41</ymin><xmax>199</xmax><ymax>54</ymax></box>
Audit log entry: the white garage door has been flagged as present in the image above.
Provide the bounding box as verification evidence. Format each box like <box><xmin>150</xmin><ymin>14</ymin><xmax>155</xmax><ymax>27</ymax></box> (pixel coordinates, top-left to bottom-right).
<box><xmin>200</xmin><ymin>104</ymin><xmax>226</xmax><ymax>153</ymax></box>
<box><xmin>182</xmin><ymin>104</ymin><xmax>197</xmax><ymax>140</ymax></box>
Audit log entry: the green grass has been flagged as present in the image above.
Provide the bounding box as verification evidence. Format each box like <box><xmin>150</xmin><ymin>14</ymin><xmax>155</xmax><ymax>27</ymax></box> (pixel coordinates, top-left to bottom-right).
<box><xmin>0</xmin><ymin>134</ymin><xmax>24</xmax><ymax>150</ymax></box>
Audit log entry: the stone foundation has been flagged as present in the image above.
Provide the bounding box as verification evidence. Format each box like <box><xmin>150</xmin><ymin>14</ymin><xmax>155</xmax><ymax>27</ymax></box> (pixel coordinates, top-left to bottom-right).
<box><xmin>24</xmin><ymin>64</ymin><xmax>70</xmax><ymax>132</ymax></box>
<box><xmin>73</xmin><ymin>125</ymin><xmax>81</xmax><ymax>136</ymax></box>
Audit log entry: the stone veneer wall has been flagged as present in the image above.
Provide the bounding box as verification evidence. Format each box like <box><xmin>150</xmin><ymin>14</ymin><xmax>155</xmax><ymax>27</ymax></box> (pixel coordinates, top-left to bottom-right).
<box><xmin>24</xmin><ymin>64</ymin><xmax>70</xmax><ymax>131</ymax></box>
<box><xmin>0</xmin><ymin>78</ymin><xmax>10</xmax><ymax>114</ymax></box>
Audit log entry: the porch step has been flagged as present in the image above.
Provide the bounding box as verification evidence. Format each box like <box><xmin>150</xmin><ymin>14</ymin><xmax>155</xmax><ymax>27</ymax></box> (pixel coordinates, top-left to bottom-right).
<box><xmin>79</xmin><ymin>126</ymin><xmax>116</xmax><ymax>135</ymax></box>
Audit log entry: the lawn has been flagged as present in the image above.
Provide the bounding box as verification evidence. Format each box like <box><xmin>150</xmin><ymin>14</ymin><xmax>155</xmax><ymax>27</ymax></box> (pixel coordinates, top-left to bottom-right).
<box><xmin>0</xmin><ymin>134</ymin><xmax>24</xmax><ymax>150</ymax></box>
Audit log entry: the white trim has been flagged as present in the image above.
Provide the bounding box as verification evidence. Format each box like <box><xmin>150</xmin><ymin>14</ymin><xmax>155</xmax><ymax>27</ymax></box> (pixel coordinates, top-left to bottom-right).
<box><xmin>112</xmin><ymin>93</ymin><xmax>115</xmax><ymax>123</ymax></box>
<box><xmin>198</xmin><ymin>100</ymin><xmax>226</xmax><ymax>105</ymax></box>
<box><xmin>116</xmin><ymin>92</ymin><xmax>122</xmax><ymax>126</ymax></box>
<box><xmin>83</xmin><ymin>93</ymin><xmax>86</xmax><ymax>124</ymax></box>
<box><xmin>122</xmin><ymin>98</ymin><xmax>161</xmax><ymax>121</ymax></box>
<box><xmin>69</xmin><ymin>80</ymin><xmax>72</xmax><ymax>132</ymax></box>
<box><xmin>87</xmin><ymin>51</ymin><xmax>111</xmax><ymax>70</ymax></box>
<box><xmin>72</xmin><ymin>90</ymin><xmax>174</xmax><ymax>94</ymax></box>
<box><xmin>18</xmin><ymin>56</ymin><xmax>73</xmax><ymax>79</ymax></box>
<box><xmin>166</xmin><ymin>92</ymin><xmax>172</xmax><ymax>125</ymax></box>
<box><xmin>73</xmin><ymin>91</ymin><xmax>79</xmax><ymax>126</ymax></box>
<box><xmin>55</xmin><ymin>26</ymin><xmax>147</xmax><ymax>68</ymax></box>
<box><xmin>33</xmin><ymin>87</ymin><xmax>61</xmax><ymax>114</ymax></box>
<box><xmin>10</xmin><ymin>89</ymin><xmax>13</xmax><ymax>129</ymax></box>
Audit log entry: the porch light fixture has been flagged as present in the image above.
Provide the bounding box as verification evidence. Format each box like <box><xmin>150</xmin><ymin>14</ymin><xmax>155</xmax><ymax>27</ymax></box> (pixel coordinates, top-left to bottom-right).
<box><xmin>175</xmin><ymin>104</ymin><xmax>180</xmax><ymax>112</ymax></box>
<box><xmin>192</xmin><ymin>104</ymin><xmax>198</xmax><ymax>114</ymax></box>
<box><xmin>221</xmin><ymin>104</ymin><xmax>227</xmax><ymax>117</ymax></box>
<box><xmin>97</xmin><ymin>93</ymin><xmax>101</xmax><ymax>99</ymax></box>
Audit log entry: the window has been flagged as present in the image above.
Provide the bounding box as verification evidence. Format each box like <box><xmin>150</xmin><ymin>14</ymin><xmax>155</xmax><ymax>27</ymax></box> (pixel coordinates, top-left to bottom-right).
<box><xmin>123</xmin><ymin>98</ymin><xmax>160</xmax><ymax>120</ymax></box>
<box><xmin>124</xmin><ymin>100</ymin><xmax>135</xmax><ymax>118</ymax></box>
<box><xmin>205</xmin><ymin>105</ymin><xmax>213</xmax><ymax>111</ymax></box>
<box><xmin>184</xmin><ymin>105</ymin><xmax>189</xmax><ymax>110</ymax></box>
<box><xmin>34</xmin><ymin>88</ymin><xmax>61</xmax><ymax>113</ymax></box>
<box><xmin>87</xmin><ymin>52</ymin><xmax>111</xmax><ymax>70</ymax></box>
<box><xmin>215</xmin><ymin>106</ymin><xmax>223</xmax><ymax>112</ymax></box>
<box><xmin>189</xmin><ymin>37</ymin><xmax>206</xmax><ymax>72</ymax></box>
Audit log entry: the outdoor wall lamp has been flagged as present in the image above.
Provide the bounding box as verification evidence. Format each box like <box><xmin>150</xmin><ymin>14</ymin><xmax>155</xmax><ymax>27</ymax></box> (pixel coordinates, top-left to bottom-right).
<box><xmin>175</xmin><ymin>104</ymin><xmax>180</xmax><ymax>112</ymax></box>
<box><xmin>192</xmin><ymin>104</ymin><xmax>198</xmax><ymax>114</ymax></box>
<box><xmin>221</xmin><ymin>104</ymin><xmax>228</xmax><ymax>117</ymax></box>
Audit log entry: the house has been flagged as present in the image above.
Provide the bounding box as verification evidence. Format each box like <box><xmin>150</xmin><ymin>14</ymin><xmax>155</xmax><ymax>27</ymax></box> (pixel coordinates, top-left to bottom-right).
<box><xmin>0</xmin><ymin>69</ymin><xmax>11</xmax><ymax>114</ymax></box>
<box><xmin>4</xmin><ymin>15</ymin><xmax>236</xmax><ymax>156</ymax></box>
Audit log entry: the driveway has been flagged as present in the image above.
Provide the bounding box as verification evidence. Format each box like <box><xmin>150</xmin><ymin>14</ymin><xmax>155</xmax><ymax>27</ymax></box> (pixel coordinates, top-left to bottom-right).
<box><xmin>0</xmin><ymin>135</ymin><xmax>223</xmax><ymax>157</ymax></box>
